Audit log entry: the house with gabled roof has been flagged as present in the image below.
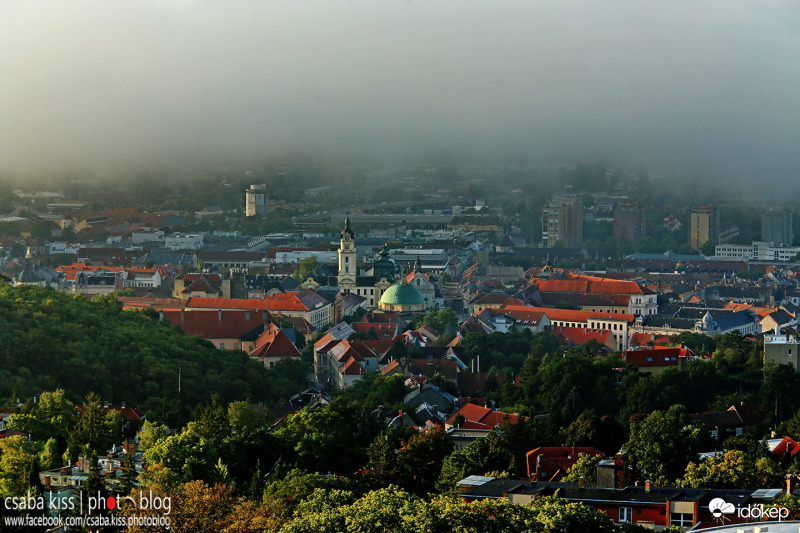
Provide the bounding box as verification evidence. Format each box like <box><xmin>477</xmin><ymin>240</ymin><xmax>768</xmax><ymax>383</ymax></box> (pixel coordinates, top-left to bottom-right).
<box><xmin>404</xmin><ymin>383</ymin><xmax>457</xmax><ymax>415</ymax></box>
<box><xmin>445</xmin><ymin>403</ymin><xmax>524</xmax><ymax>430</ymax></box>
<box><xmin>619</xmin><ymin>345</ymin><xmax>707</xmax><ymax>376</ymax></box>
<box><xmin>470</xmin><ymin>292</ymin><xmax>513</xmax><ymax>314</ymax></box>
<box><xmin>494</xmin><ymin>307</ymin><xmax>551</xmax><ymax>333</ymax></box>
<box><xmin>314</xmin><ymin>338</ymin><xmax>378</xmax><ymax>389</ymax></box>
<box><xmin>314</xmin><ymin>321</ymin><xmax>355</xmax><ymax>352</ymax></box>
<box><xmin>689</xmin><ymin>403</ymin><xmax>764</xmax><ymax>438</ymax></box>
<box><xmin>459</xmin><ymin>314</ymin><xmax>497</xmax><ymax>335</ymax></box>
<box><xmin>250</xmin><ymin>322</ymin><xmax>302</xmax><ymax>369</ymax></box>
<box><xmin>768</xmin><ymin>436</ymin><xmax>800</xmax><ymax>463</ymax></box>
<box><xmin>357</xmin><ymin>338</ymin><xmax>396</xmax><ymax>363</ymax></box>
<box><xmin>526</xmin><ymin>446</ymin><xmax>603</xmax><ymax>482</ymax></box>
<box><xmin>405</xmin><ymin>263</ymin><xmax>438</xmax><ymax>309</ymax></box>
<box><xmin>173</xmin><ymin>273</ymin><xmax>230</xmax><ymax>299</ymax></box>
<box><xmin>760</xmin><ymin>308</ymin><xmax>798</xmax><ymax>334</ymax></box>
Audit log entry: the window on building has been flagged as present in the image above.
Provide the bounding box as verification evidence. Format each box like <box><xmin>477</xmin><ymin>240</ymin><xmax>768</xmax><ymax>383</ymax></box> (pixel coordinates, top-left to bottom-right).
<box><xmin>233</xmin><ymin>343</ymin><xmax>239</xmax><ymax>350</ymax></box>
<box><xmin>619</xmin><ymin>508</ymin><xmax>632</xmax><ymax>523</ymax></box>
<box><xmin>670</xmin><ymin>513</ymin><xmax>693</xmax><ymax>527</ymax></box>
<box><xmin>219</xmin><ymin>343</ymin><xmax>225</xmax><ymax>349</ymax></box>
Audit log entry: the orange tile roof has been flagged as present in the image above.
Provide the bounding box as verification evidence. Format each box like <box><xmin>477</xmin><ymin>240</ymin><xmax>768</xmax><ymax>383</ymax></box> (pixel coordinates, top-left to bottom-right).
<box><xmin>340</xmin><ymin>356</ymin><xmax>367</xmax><ymax>375</ymax></box>
<box><xmin>250</xmin><ymin>323</ymin><xmax>301</xmax><ymax>359</ymax></box>
<box><xmin>380</xmin><ymin>360</ymin><xmax>402</xmax><ymax>375</ymax></box>
<box><xmin>620</xmin><ymin>346</ymin><xmax>700</xmax><ymax>367</ymax></box>
<box><xmin>552</xmin><ymin>326</ymin><xmax>613</xmax><ymax>346</ymax></box>
<box><xmin>535</xmin><ymin>274</ymin><xmax>654</xmax><ymax>295</ymax></box>
<box><xmin>489</xmin><ymin>307</ymin><xmax>545</xmax><ymax>325</ymax></box>
<box><xmin>445</xmin><ymin>403</ymin><xmax>524</xmax><ymax>429</ymax></box>
<box><xmin>771</xmin><ymin>436</ymin><xmax>800</xmax><ymax>458</ymax></box>
<box><xmin>263</xmin><ymin>292</ymin><xmax>311</xmax><ymax>312</ymax></box>
<box><xmin>630</xmin><ymin>332</ymin><xmax>671</xmax><ymax>347</ymax></box>
<box><xmin>500</xmin><ymin>304</ymin><xmax>634</xmax><ymax>323</ymax></box>
<box><xmin>186</xmin><ymin>297</ymin><xmax>273</xmax><ymax>311</ymax></box>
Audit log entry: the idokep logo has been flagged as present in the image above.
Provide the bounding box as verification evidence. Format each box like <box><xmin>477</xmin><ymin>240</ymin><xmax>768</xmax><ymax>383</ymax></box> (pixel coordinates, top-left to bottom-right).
<box><xmin>709</xmin><ymin>498</ymin><xmax>735</xmax><ymax>523</ymax></box>
<box><xmin>709</xmin><ymin>497</ymin><xmax>789</xmax><ymax>524</ymax></box>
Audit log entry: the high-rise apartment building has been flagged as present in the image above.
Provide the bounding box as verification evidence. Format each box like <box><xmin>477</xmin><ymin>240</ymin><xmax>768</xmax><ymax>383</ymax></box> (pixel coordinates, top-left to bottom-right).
<box><xmin>245</xmin><ymin>184</ymin><xmax>268</xmax><ymax>217</ymax></box>
<box><xmin>688</xmin><ymin>205</ymin><xmax>719</xmax><ymax>250</ymax></box>
<box><xmin>542</xmin><ymin>196</ymin><xmax>583</xmax><ymax>248</ymax></box>
<box><xmin>762</xmin><ymin>207</ymin><xmax>793</xmax><ymax>246</ymax></box>
<box><xmin>613</xmin><ymin>203</ymin><xmax>646</xmax><ymax>246</ymax></box>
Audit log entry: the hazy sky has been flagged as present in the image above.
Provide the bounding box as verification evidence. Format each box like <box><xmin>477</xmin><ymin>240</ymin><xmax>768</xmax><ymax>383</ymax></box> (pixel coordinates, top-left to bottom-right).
<box><xmin>1</xmin><ymin>1</ymin><xmax>798</xmax><ymax>182</ymax></box>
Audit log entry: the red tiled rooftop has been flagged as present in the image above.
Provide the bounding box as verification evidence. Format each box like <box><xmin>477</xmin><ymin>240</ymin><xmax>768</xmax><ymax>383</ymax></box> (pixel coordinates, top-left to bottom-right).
<box><xmin>552</xmin><ymin>326</ymin><xmax>613</xmax><ymax>346</ymax></box>
<box><xmin>445</xmin><ymin>403</ymin><xmax>524</xmax><ymax>428</ymax></box>
<box><xmin>161</xmin><ymin>309</ymin><xmax>266</xmax><ymax>340</ymax></box>
<box><xmin>500</xmin><ymin>304</ymin><xmax>635</xmax><ymax>323</ymax></box>
<box><xmin>186</xmin><ymin>297</ymin><xmax>272</xmax><ymax>310</ymax></box>
<box><xmin>250</xmin><ymin>323</ymin><xmax>301</xmax><ymax>359</ymax></box>
<box><xmin>620</xmin><ymin>346</ymin><xmax>700</xmax><ymax>367</ymax></box>
<box><xmin>535</xmin><ymin>274</ymin><xmax>654</xmax><ymax>296</ymax></box>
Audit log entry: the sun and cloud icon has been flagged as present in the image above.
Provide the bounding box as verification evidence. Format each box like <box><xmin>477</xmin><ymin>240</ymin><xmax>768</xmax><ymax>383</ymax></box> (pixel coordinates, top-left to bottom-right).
<box><xmin>709</xmin><ymin>498</ymin><xmax>736</xmax><ymax>523</ymax></box>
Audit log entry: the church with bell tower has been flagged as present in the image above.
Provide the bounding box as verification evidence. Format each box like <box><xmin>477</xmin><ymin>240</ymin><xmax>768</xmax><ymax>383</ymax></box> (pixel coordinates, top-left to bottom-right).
<box><xmin>335</xmin><ymin>214</ymin><xmax>397</xmax><ymax>308</ymax></box>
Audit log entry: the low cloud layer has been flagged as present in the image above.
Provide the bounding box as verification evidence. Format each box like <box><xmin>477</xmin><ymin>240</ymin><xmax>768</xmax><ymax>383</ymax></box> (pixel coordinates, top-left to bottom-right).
<box><xmin>1</xmin><ymin>1</ymin><xmax>798</xmax><ymax>183</ymax></box>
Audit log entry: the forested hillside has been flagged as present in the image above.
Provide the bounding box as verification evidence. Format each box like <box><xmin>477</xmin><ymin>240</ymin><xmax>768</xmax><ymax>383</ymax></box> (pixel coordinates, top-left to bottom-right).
<box><xmin>0</xmin><ymin>284</ymin><xmax>304</xmax><ymax>423</ymax></box>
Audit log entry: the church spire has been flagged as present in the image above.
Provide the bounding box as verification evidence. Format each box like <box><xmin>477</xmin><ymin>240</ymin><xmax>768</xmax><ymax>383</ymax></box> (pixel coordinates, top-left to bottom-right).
<box><xmin>413</xmin><ymin>255</ymin><xmax>421</xmax><ymax>273</ymax></box>
<box><xmin>341</xmin><ymin>212</ymin><xmax>354</xmax><ymax>239</ymax></box>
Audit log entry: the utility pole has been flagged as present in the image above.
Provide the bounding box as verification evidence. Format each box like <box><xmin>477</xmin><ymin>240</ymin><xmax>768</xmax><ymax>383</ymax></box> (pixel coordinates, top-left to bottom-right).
<box><xmin>177</xmin><ymin>366</ymin><xmax>182</xmax><ymax>429</ymax></box>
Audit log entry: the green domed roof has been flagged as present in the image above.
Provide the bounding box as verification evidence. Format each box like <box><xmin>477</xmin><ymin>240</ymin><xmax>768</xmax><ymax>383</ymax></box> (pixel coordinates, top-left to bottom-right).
<box><xmin>379</xmin><ymin>282</ymin><xmax>424</xmax><ymax>306</ymax></box>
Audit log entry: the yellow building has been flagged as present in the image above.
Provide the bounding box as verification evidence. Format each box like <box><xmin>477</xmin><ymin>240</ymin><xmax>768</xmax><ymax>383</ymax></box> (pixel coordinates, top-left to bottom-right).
<box><xmin>689</xmin><ymin>205</ymin><xmax>719</xmax><ymax>250</ymax></box>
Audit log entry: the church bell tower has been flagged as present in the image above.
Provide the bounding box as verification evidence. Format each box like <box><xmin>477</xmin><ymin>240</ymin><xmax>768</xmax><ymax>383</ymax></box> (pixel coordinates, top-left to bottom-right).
<box><xmin>338</xmin><ymin>213</ymin><xmax>357</xmax><ymax>291</ymax></box>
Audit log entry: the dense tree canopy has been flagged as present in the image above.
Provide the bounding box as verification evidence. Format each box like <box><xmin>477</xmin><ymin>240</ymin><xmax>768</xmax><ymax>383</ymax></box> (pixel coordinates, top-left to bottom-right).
<box><xmin>0</xmin><ymin>284</ymin><xmax>302</xmax><ymax>425</ymax></box>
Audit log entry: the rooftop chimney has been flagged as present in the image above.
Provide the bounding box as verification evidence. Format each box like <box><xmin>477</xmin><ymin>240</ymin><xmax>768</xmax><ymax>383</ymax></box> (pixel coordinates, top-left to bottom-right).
<box><xmin>645</xmin><ymin>480</ymin><xmax>651</xmax><ymax>492</ymax></box>
<box><xmin>578</xmin><ymin>476</ymin><xmax>585</xmax><ymax>488</ymax></box>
